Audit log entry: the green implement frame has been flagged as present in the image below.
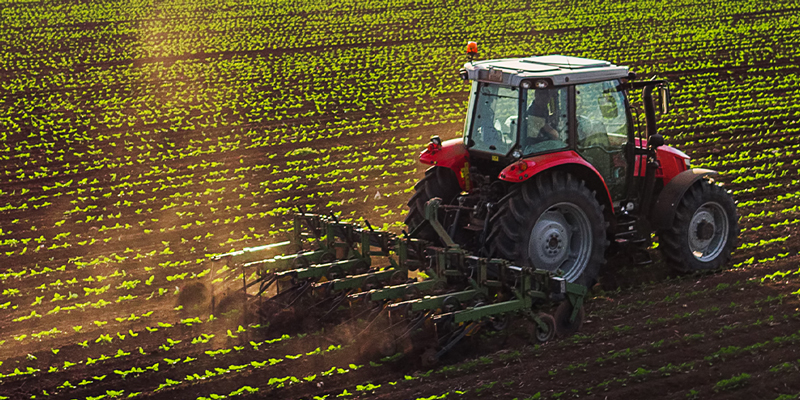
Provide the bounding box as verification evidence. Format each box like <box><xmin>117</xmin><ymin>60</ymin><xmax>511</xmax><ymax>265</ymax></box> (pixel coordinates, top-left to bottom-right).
<box><xmin>212</xmin><ymin>198</ymin><xmax>588</xmax><ymax>363</ymax></box>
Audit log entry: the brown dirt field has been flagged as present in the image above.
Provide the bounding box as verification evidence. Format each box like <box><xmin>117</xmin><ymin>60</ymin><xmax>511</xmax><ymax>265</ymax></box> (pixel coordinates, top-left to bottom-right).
<box><xmin>3</xmin><ymin>1</ymin><xmax>800</xmax><ymax>400</ymax></box>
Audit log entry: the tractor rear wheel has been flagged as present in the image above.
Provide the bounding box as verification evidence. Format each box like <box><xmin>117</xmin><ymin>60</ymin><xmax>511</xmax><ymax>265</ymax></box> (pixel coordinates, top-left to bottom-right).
<box><xmin>405</xmin><ymin>166</ymin><xmax>462</xmax><ymax>243</ymax></box>
<box><xmin>486</xmin><ymin>171</ymin><xmax>608</xmax><ymax>288</ymax></box>
<box><xmin>658</xmin><ymin>180</ymin><xmax>738</xmax><ymax>272</ymax></box>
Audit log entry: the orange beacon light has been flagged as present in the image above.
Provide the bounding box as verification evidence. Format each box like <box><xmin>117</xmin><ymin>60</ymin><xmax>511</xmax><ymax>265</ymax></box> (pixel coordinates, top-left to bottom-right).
<box><xmin>466</xmin><ymin>41</ymin><xmax>478</xmax><ymax>61</ymax></box>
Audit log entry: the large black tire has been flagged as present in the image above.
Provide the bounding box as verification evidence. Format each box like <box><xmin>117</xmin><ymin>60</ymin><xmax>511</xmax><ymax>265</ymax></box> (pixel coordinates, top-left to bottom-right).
<box><xmin>404</xmin><ymin>166</ymin><xmax>462</xmax><ymax>243</ymax></box>
<box><xmin>658</xmin><ymin>180</ymin><xmax>738</xmax><ymax>272</ymax></box>
<box><xmin>486</xmin><ymin>170</ymin><xmax>608</xmax><ymax>288</ymax></box>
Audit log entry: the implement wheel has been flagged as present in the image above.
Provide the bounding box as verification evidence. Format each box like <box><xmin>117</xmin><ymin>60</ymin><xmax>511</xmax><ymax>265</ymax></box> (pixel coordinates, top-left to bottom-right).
<box><xmin>486</xmin><ymin>171</ymin><xmax>608</xmax><ymax>287</ymax></box>
<box><xmin>554</xmin><ymin>301</ymin><xmax>585</xmax><ymax>337</ymax></box>
<box><xmin>658</xmin><ymin>180</ymin><xmax>739</xmax><ymax>272</ymax></box>
<box><xmin>405</xmin><ymin>166</ymin><xmax>461</xmax><ymax>244</ymax></box>
<box><xmin>534</xmin><ymin>313</ymin><xmax>556</xmax><ymax>343</ymax></box>
<box><xmin>319</xmin><ymin>251</ymin><xmax>337</xmax><ymax>264</ymax></box>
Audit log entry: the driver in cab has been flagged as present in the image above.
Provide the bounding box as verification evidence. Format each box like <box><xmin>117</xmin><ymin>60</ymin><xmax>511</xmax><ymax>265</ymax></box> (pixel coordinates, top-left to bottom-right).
<box><xmin>523</xmin><ymin>89</ymin><xmax>567</xmax><ymax>154</ymax></box>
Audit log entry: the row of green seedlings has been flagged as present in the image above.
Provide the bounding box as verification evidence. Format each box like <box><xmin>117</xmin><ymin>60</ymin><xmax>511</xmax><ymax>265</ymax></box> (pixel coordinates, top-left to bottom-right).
<box><xmin>10</xmin><ymin>139</ymin><xmax>791</xmax><ymax>272</ymax></box>
<box><xmin>137</xmin><ymin>300</ymin><xmax>800</xmax><ymax>400</ymax></box>
<box><xmin>0</xmin><ymin>266</ymin><xmax>224</xmax><ymax>347</ymax></box>
<box><xmin>690</xmin><ymin>131</ymin><xmax>800</xmax><ymax>170</ymax></box>
<box><xmin>0</xmin><ymin>0</ymin><xmax>788</xmax><ymax>152</ymax></box>
<box><xmin>194</xmin><ymin>352</ymin><xmax>419</xmax><ymax>400</ymax></box>
<box><xmin>664</xmin><ymin>72</ymin><xmax>800</xmax><ymax>133</ymax></box>
<box><xmin>0</xmin><ymin>75</ymin><xmax>451</xmax><ymax>183</ymax></box>
<box><xmin>1</xmin><ymin>309</ymin><xmax>205</xmax><ymax>378</ymax></box>
<box><xmin>2</xmin><ymin>62</ymin><xmax>460</xmax><ymax>146</ymax></box>
<box><xmin>0</xmin><ymin>219</ymin><xmax>270</xmax><ymax>298</ymax></box>
<box><xmin>383</xmin><ymin>278</ymin><xmax>800</xmax><ymax>397</ymax></box>
<box><xmin>0</xmin><ymin>219</ymin><xmax>296</xmax><ymax>327</ymax></box>
<box><xmin>31</xmin><ymin>326</ymin><xmax>368</xmax><ymax>399</ymax></box>
<box><xmin>3</xmin><ymin>316</ymin><xmax>295</xmax><ymax>397</ymax></box>
<box><xmin>587</xmin><ymin>278</ymin><xmax>756</xmax><ymax>320</ymax></box>
<box><xmin>399</xmin><ymin>309</ymin><xmax>800</xmax><ymax>400</ymax></box>
<box><xmin>0</xmin><ymin>146</ymin><xmax>425</xmax><ymax>257</ymax></box>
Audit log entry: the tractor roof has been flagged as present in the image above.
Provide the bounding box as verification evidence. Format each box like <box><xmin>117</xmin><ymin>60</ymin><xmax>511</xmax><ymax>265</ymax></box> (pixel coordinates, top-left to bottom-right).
<box><xmin>463</xmin><ymin>55</ymin><xmax>630</xmax><ymax>88</ymax></box>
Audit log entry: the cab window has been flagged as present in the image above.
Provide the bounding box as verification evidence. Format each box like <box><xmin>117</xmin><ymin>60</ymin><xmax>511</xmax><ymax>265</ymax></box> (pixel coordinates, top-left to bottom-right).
<box><xmin>469</xmin><ymin>83</ymin><xmax>518</xmax><ymax>155</ymax></box>
<box><xmin>522</xmin><ymin>87</ymin><xmax>569</xmax><ymax>155</ymax></box>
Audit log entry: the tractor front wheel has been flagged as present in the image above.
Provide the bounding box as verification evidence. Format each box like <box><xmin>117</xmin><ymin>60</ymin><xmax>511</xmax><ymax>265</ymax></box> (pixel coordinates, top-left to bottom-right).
<box><xmin>658</xmin><ymin>180</ymin><xmax>738</xmax><ymax>272</ymax></box>
<box><xmin>486</xmin><ymin>171</ymin><xmax>608</xmax><ymax>288</ymax></box>
<box><xmin>405</xmin><ymin>166</ymin><xmax>462</xmax><ymax>243</ymax></box>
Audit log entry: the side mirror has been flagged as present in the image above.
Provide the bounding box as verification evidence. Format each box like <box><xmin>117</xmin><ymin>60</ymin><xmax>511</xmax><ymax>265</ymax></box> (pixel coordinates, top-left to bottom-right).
<box><xmin>658</xmin><ymin>84</ymin><xmax>670</xmax><ymax>114</ymax></box>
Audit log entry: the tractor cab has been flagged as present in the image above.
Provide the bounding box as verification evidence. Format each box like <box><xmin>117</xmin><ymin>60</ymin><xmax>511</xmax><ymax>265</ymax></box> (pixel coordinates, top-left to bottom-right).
<box><xmin>460</xmin><ymin>55</ymin><xmax>639</xmax><ymax>202</ymax></box>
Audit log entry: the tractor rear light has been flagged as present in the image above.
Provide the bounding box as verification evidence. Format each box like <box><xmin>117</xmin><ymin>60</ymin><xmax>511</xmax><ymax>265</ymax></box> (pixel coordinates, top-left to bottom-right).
<box><xmin>534</xmin><ymin>79</ymin><xmax>549</xmax><ymax>89</ymax></box>
<box><xmin>427</xmin><ymin>135</ymin><xmax>442</xmax><ymax>153</ymax></box>
<box><xmin>515</xmin><ymin>160</ymin><xmax>528</xmax><ymax>172</ymax></box>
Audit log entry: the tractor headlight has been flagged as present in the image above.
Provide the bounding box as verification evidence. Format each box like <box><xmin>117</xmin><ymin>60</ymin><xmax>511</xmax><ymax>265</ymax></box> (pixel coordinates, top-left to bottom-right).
<box><xmin>684</xmin><ymin>158</ymin><xmax>691</xmax><ymax>169</ymax></box>
<box><xmin>511</xmin><ymin>148</ymin><xmax>522</xmax><ymax>159</ymax></box>
<box><xmin>521</xmin><ymin>79</ymin><xmax>550</xmax><ymax>89</ymax></box>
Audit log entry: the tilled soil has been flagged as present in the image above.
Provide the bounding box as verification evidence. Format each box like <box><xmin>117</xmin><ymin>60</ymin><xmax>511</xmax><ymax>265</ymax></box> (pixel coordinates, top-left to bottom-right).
<box><xmin>3</xmin><ymin>1</ymin><xmax>800</xmax><ymax>400</ymax></box>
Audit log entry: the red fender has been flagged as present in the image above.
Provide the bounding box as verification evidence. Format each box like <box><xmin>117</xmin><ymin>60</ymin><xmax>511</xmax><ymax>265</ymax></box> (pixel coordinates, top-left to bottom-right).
<box><xmin>498</xmin><ymin>150</ymin><xmax>613</xmax><ymax>207</ymax></box>
<box><xmin>419</xmin><ymin>138</ymin><xmax>472</xmax><ymax>191</ymax></box>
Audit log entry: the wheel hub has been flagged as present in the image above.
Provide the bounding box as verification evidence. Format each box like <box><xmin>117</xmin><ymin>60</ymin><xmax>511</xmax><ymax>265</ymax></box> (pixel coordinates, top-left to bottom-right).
<box><xmin>530</xmin><ymin>212</ymin><xmax>570</xmax><ymax>270</ymax></box>
<box><xmin>547</xmin><ymin>235</ymin><xmax>562</xmax><ymax>253</ymax></box>
<box><xmin>688</xmin><ymin>202</ymin><xmax>729</xmax><ymax>262</ymax></box>
<box><xmin>528</xmin><ymin>204</ymin><xmax>592</xmax><ymax>282</ymax></box>
<box><xmin>696</xmin><ymin>220</ymin><xmax>715</xmax><ymax>241</ymax></box>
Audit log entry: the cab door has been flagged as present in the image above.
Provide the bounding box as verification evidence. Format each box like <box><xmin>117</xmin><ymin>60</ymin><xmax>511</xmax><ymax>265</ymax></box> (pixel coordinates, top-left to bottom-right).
<box><xmin>574</xmin><ymin>80</ymin><xmax>630</xmax><ymax>202</ymax></box>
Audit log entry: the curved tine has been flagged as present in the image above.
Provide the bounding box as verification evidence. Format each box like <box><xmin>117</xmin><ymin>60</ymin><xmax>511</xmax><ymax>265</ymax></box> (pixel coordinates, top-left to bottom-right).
<box><xmin>353</xmin><ymin>303</ymin><xmax>391</xmax><ymax>341</ymax></box>
<box><xmin>285</xmin><ymin>280</ymin><xmax>314</xmax><ymax>307</ymax></box>
<box><xmin>256</xmin><ymin>274</ymin><xmax>278</xmax><ymax>297</ymax></box>
<box><xmin>262</xmin><ymin>280</ymin><xmax>303</xmax><ymax>308</ymax></box>
<box><xmin>436</xmin><ymin>324</ymin><xmax>470</xmax><ymax>359</ymax></box>
<box><xmin>437</xmin><ymin>322</ymin><xmax>466</xmax><ymax>347</ymax></box>
<box><xmin>306</xmin><ymin>286</ymin><xmax>336</xmax><ymax>309</ymax></box>
<box><xmin>343</xmin><ymin>299</ymin><xmax>385</xmax><ymax>328</ymax></box>
<box><xmin>395</xmin><ymin>311</ymin><xmax>434</xmax><ymax>342</ymax></box>
<box><xmin>319</xmin><ymin>290</ymin><xmax>353</xmax><ymax>320</ymax></box>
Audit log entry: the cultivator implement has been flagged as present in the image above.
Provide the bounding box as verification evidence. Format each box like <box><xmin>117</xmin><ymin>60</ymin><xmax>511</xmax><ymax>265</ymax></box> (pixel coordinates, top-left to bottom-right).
<box><xmin>207</xmin><ymin>199</ymin><xmax>587</xmax><ymax>364</ymax></box>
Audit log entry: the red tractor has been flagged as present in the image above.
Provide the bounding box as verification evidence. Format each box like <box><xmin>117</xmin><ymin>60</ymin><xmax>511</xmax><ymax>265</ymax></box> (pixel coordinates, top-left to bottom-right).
<box><xmin>406</xmin><ymin>49</ymin><xmax>739</xmax><ymax>288</ymax></box>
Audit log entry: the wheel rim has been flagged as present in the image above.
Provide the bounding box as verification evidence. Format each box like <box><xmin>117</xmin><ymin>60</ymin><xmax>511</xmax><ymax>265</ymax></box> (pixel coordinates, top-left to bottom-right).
<box><xmin>535</xmin><ymin>317</ymin><xmax>554</xmax><ymax>342</ymax></box>
<box><xmin>536</xmin><ymin>328</ymin><xmax>550</xmax><ymax>342</ymax></box>
<box><xmin>528</xmin><ymin>202</ymin><xmax>592</xmax><ymax>282</ymax></box>
<box><xmin>688</xmin><ymin>201</ymin><xmax>729</xmax><ymax>262</ymax></box>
